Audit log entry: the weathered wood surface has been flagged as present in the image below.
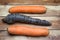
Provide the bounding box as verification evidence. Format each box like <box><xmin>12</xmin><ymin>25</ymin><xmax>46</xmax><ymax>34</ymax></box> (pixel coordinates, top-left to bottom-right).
<box><xmin>0</xmin><ymin>5</ymin><xmax>60</xmax><ymax>17</ymax></box>
<box><xmin>0</xmin><ymin>5</ymin><xmax>60</xmax><ymax>40</ymax></box>
<box><xmin>0</xmin><ymin>16</ymin><xmax>60</xmax><ymax>40</ymax></box>
<box><xmin>0</xmin><ymin>0</ymin><xmax>60</xmax><ymax>5</ymax></box>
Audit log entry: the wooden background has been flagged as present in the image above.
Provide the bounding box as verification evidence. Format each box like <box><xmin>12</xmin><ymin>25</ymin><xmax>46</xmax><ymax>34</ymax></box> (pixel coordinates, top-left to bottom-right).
<box><xmin>0</xmin><ymin>0</ymin><xmax>60</xmax><ymax>5</ymax></box>
<box><xmin>0</xmin><ymin>0</ymin><xmax>60</xmax><ymax>40</ymax></box>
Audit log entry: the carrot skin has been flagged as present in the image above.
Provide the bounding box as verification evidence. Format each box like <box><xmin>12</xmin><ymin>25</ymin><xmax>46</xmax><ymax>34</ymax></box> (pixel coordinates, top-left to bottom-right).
<box><xmin>9</xmin><ymin>6</ymin><xmax>47</xmax><ymax>14</ymax></box>
<box><xmin>8</xmin><ymin>25</ymin><xmax>49</xmax><ymax>36</ymax></box>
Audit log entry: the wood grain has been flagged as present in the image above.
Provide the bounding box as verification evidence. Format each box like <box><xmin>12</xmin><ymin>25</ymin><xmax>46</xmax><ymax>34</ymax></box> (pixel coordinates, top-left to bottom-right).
<box><xmin>0</xmin><ymin>0</ymin><xmax>54</xmax><ymax>5</ymax></box>
<box><xmin>0</xmin><ymin>5</ymin><xmax>60</xmax><ymax>17</ymax></box>
<box><xmin>0</xmin><ymin>16</ymin><xmax>60</xmax><ymax>40</ymax></box>
<box><xmin>0</xmin><ymin>5</ymin><xmax>60</xmax><ymax>40</ymax></box>
<box><xmin>0</xmin><ymin>0</ymin><xmax>60</xmax><ymax>5</ymax></box>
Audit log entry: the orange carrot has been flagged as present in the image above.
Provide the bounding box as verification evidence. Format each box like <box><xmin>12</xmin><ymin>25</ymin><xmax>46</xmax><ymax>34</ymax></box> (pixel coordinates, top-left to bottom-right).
<box><xmin>9</xmin><ymin>6</ymin><xmax>47</xmax><ymax>14</ymax></box>
<box><xmin>8</xmin><ymin>25</ymin><xmax>49</xmax><ymax>36</ymax></box>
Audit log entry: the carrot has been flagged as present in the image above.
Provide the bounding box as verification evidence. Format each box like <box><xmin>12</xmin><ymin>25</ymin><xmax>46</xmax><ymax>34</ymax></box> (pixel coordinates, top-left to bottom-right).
<box><xmin>2</xmin><ymin>14</ymin><xmax>51</xmax><ymax>26</ymax></box>
<box><xmin>9</xmin><ymin>6</ymin><xmax>47</xmax><ymax>14</ymax></box>
<box><xmin>8</xmin><ymin>25</ymin><xmax>49</xmax><ymax>36</ymax></box>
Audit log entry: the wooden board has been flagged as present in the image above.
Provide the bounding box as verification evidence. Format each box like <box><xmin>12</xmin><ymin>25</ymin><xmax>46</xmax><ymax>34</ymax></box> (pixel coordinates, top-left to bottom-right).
<box><xmin>0</xmin><ymin>5</ymin><xmax>60</xmax><ymax>40</ymax></box>
<box><xmin>0</xmin><ymin>5</ymin><xmax>60</xmax><ymax>17</ymax></box>
<box><xmin>0</xmin><ymin>0</ymin><xmax>60</xmax><ymax>5</ymax></box>
<box><xmin>0</xmin><ymin>17</ymin><xmax>60</xmax><ymax>40</ymax></box>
